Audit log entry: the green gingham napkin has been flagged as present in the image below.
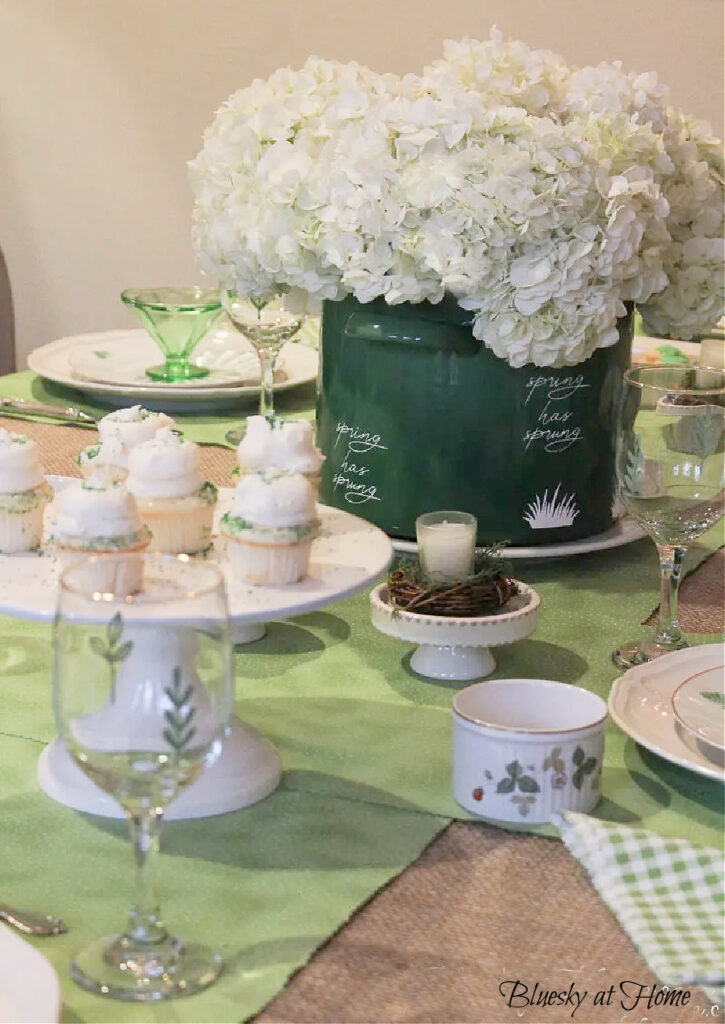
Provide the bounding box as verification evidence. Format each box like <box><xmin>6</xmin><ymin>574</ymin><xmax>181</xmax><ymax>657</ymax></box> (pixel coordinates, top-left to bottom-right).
<box><xmin>555</xmin><ymin>811</ymin><xmax>725</xmax><ymax>1004</ymax></box>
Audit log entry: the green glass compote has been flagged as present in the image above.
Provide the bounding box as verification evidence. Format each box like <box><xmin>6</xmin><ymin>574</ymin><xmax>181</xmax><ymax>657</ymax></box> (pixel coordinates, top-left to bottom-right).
<box><xmin>121</xmin><ymin>287</ymin><xmax>222</xmax><ymax>383</ymax></box>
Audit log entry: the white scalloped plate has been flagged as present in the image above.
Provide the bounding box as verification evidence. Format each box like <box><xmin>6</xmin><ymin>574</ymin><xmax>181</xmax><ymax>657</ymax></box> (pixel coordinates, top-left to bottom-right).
<box><xmin>0</xmin><ymin>924</ymin><xmax>60</xmax><ymax>1023</ymax></box>
<box><xmin>27</xmin><ymin>321</ymin><xmax>319</xmax><ymax>412</ymax></box>
<box><xmin>0</xmin><ymin>478</ymin><xmax>393</xmax><ymax>624</ymax></box>
<box><xmin>608</xmin><ymin>643</ymin><xmax>725</xmax><ymax>782</ymax></box>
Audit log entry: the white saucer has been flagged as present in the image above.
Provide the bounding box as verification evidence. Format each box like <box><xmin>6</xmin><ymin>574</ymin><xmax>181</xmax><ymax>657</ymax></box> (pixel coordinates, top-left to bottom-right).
<box><xmin>0</xmin><ymin>477</ymin><xmax>393</xmax><ymax>624</ymax></box>
<box><xmin>608</xmin><ymin>643</ymin><xmax>725</xmax><ymax>782</ymax></box>
<box><xmin>27</xmin><ymin>321</ymin><xmax>319</xmax><ymax>412</ymax></box>
<box><xmin>0</xmin><ymin>924</ymin><xmax>60</xmax><ymax>1023</ymax></box>
<box><xmin>393</xmin><ymin>515</ymin><xmax>646</xmax><ymax>560</ymax></box>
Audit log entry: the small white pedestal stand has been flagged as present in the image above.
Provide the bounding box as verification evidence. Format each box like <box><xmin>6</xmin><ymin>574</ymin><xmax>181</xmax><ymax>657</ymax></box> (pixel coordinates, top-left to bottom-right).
<box><xmin>37</xmin><ymin>718</ymin><xmax>280</xmax><ymax>821</ymax></box>
<box><xmin>370</xmin><ymin>582</ymin><xmax>540</xmax><ymax>681</ymax></box>
<box><xmin>0</xmin><ymin>487</ymin><xmax>393</xmax><ymax>821</ymax></box>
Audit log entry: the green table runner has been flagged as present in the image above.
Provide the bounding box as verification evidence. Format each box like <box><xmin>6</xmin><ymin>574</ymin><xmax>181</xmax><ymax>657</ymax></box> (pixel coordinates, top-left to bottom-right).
<box><xmin>3</xmin><ymin>527</ymin><xmax>722</xmax><ymax>849</ymax></box>
<box><xmin>0</xmin><ymin>371</ymin><xmax>722</xmax><ymax>1021</ymax></box>
<box><xmin>0</xmin><ymin>734</ymin><xmax>447</xmax><ymax>1023</ymax></box>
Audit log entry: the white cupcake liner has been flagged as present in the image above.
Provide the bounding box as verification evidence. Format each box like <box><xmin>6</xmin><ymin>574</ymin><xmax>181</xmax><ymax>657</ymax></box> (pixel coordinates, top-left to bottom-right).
<box><xmin>136</xmin><ymin>498</ymin><xmax>215</xmax><ymax>555</ymax></box>
<box><xmin>223</xmin><ymin>533</ymin><xmax>313</xmax><ymax>585</ymax></box>
<box><xmin>0</xmin><ymin>503</ymin><xmax>46</xmax><ymax>553</ymax></box>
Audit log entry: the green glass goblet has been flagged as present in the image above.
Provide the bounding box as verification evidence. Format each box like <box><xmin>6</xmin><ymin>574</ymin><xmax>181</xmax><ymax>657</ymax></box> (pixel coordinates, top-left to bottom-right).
<box><xmin>121</xmin><ymin>287</ymin><xmax>222</xmax><ymax>383</ymax></box>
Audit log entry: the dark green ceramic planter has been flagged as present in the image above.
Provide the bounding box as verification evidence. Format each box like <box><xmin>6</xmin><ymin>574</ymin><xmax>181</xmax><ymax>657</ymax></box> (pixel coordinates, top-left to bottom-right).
<box><xmin>316</xmin><ymin>295</ymin><xmax>633</xmax><ymax>545</ymax></box>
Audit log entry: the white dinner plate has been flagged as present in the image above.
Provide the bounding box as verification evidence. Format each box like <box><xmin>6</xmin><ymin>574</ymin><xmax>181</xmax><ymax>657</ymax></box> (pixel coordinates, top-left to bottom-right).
<box><xmin>0</xmin><ymin>923</ymin><xmax>60</xmax><ymax>1023</ymax></box>
<box><xmin>393</xmin><ymin>514</ymin><xmax>646</xmax><ymax>560</ymax></box>
<box><xmin>27</xmin><ymin>320</ymin><xmax>320</xmax><ymax>413</ymax></box>
<box><xmin>608</xmin><ymin>643</ymin><xmax>725</xmax><ymax>782</ymax></box>
<box><xmin>0</xmin><ymin>478</ymin><xmax>393</xmax><ymax>625</ymax></box>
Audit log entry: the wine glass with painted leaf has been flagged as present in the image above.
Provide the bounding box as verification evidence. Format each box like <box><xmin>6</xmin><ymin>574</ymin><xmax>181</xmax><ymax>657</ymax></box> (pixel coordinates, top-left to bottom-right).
<box><xmin>121</xmin><ymin>287</ymin><xmax>222</xmax><ymax>382</ymax></box>
<box><xmin>53</xmin><ymin>554</ymin><xmax>232</xmax><ymax>1001</ymax></box>
<box><xmin>613</xmin><ymin>365</ymin><xmax>725</xmax><ymax>669</ymax></box>
<box><xmin>222</xmin><ymin>291</ymin><xmax>305</xmax><ymax>445</ymax></box>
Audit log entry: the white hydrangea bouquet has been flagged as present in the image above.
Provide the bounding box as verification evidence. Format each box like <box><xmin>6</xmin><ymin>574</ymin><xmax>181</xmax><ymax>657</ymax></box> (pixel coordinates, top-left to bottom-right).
<box><xmin>189</xmin><ymin>29</ymin><xmax>724</xmax><ymax>369</ymax></box>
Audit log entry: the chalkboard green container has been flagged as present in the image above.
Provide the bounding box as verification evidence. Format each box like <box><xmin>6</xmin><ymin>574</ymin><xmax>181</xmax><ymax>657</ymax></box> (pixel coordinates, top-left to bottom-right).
<box><xmin>316</xmin><ymin>295</ymin><xmax>633</xmax><ymax>545</ymax></box>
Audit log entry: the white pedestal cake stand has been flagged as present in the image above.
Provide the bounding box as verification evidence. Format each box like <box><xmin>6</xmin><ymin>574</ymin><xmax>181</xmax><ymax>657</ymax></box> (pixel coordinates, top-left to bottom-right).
<box><xmin>1</xmin><ymin>479</ymin><xmax>393</xmax><ymax>820</ymax></box>
<box><xmin>370</xmin><ymin>582</ymin><xmax>540</xmax><ymax>681</ymax></box>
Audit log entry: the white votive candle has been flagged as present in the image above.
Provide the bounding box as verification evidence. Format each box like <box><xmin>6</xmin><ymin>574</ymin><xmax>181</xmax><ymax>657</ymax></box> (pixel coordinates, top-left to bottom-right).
<box><xmin>699</xmin><ymin>338</ymin><xmax>725</xmax><ymax>370</ymax></box>
<box><xmin>416</xmin><ymin>511</ymin><xmax>477</xmax><ymax>583</ymax></box>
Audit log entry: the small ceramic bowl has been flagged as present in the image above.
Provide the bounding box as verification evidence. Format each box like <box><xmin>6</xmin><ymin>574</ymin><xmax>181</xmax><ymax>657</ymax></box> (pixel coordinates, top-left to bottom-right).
<box><xmin>452</xmin><ymin>679</ymin><xmax>607</xmax><ymax>824</ymax></box>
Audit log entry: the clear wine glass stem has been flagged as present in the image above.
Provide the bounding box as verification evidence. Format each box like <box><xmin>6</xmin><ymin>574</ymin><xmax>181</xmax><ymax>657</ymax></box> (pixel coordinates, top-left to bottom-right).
<box><xmin>125</xmin><ymin>808</ymin><xmax>167</xmax><ymax>945</ymax></box>
<box><xmin>653</xmin><ymin>543</ymin><xmax>688</xmax><ymax>650</ymax></box>
<box><xmin>256</xmin><ymin>345</ymin><xmax>279</xmax><ymax>417</ymax></box>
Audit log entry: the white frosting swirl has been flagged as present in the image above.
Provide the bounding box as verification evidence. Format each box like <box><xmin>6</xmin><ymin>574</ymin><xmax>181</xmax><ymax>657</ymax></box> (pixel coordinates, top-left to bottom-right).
<box><xmin>78</xmin><ymin>435</ymin><xmax>128</xmax><ymax>480</ymax></box>
<box><xmin>0</xmin><ymin>428</ymin><xmax>45</xmax><ymax>493</ymax></box>
<box><xmin>228</xmin><ymin>471</ymin><xmax>317</xmax><ymax>528</ymax></box>
<box><xmin>54</xmin><ymin>475</ymin><xmax>144</xmax><ymax>541</ymax></box>
<box><xmin>237</xmin><ymin>416</ymin><xmax>324</xmax><ymax>476</ymax></box>
<box><xmin>98</xmin><ymin>405</ymin><xmax>174</xmax><ymax>450</ymax></box>
<box><xmin>126</xmin><ymin>428</ymin><xmax>204</xmax><ymax>499</ymax></box>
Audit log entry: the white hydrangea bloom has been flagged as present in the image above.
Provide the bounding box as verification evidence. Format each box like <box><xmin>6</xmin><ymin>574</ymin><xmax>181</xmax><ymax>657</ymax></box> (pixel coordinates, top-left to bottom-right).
<box><xmin>189</xmin><ymin>31</ymin><xmax>724</xmax><ymax>367</ymax></box>
<box><xmin>638</xmin><ymin>112</ymin><xmax>725</xmax><ymax>339</ymax></box>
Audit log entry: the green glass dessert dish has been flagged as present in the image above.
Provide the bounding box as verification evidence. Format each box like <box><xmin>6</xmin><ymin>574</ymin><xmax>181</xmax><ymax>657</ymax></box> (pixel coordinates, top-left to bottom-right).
<box><xmin>121</xmin><ymin>287</ymin><xmax>222</xmax><ymax>383</ymax></box>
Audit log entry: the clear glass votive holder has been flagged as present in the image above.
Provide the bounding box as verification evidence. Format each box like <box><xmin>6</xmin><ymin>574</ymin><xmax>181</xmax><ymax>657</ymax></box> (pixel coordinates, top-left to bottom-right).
<box><xmin>416</xmin><ymin>511</ymin><xmax>477</xmax><ymax>584</ymax></box>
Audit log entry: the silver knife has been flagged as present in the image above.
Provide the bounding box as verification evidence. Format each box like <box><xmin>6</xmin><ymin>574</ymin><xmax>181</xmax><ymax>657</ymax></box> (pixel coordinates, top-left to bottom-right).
<box><xmin>0</xmin><ymin>396</ymin><xmax>96</xmax><ymax>427</ymax></box>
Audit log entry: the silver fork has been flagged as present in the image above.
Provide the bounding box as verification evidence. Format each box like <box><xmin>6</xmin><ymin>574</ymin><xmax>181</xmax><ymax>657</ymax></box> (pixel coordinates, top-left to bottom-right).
<box><xmin>0</xmin><ymin>902</ymin><xmax>68</xmax><ymax>936</ymax></box>
<box><xmin>0</xmin><ymin>396</ymin><xmax>96</xmax><ymax>427</ymax></box>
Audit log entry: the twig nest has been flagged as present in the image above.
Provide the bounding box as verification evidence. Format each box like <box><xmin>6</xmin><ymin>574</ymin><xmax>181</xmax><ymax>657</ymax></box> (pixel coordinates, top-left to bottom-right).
<box><xmin>386</xmin><ymin>548</ymin><xmax>519</xmax><ymax>618</ymax></box>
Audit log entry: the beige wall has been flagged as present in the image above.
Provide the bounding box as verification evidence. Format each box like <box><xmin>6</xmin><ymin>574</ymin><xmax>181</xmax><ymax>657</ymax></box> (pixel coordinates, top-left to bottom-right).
<box><xmin>1</xmin><ymin>0</ymin><xmax>723</xmax><ymax>365</ymax></box>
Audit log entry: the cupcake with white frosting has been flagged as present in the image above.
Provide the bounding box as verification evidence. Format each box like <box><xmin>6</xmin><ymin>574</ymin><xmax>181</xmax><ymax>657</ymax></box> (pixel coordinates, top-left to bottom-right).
<box><xmin>0</xmin><ymin>428</ymin><xmax>52</xmax><ymax>553</ymax></box>
<box><xmin>77</xmin><ymin>405</ymin><xmax>175</xmax><ymax>482</ymax></box>
<box><xmin>237</xmin><ymin>416</ymin><xmax>324</xmax><ymax>487</ymax></box>
<box><xmin>50</xmin><ymin>473</ymin><xmax>150</xmax><ymax>589</ymax></box>
<box><xmin>220</xmin><ymin>471</ymin><xmax>319</xmax><ymax>584</ymax></box>
<box><xmin>76</xmin><ymin>434</ymin><xmax>128</xmax><ymax>483</ymax></box>
<box><xmin>126</xmin><ymin>428</ymin><xmax>217</xmax><ymax>554</ymax></box>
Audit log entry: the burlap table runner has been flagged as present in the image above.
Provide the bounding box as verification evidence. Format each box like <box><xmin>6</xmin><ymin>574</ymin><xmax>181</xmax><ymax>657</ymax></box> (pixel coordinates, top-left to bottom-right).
<box><xmin>255</xmin><ymin>822</ymin><xmax>718</xmax><ymax>1024</ymax></box>
<box><xmin>0</xmin><ymin>415</ymin><xmax>238</xmax><ymax>485</ymax></box>
<box><xmin>4</xmin><ymin>417</ymin><xmax>723</xmax><ymax>1023</ymax></box>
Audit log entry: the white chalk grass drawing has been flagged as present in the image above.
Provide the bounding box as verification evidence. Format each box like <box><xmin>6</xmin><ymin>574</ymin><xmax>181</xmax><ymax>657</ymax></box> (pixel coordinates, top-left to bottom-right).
<box><xmin>523</xmin><ymin>484</ymin><xmax>580</xmax><ymax>529</ymax></box>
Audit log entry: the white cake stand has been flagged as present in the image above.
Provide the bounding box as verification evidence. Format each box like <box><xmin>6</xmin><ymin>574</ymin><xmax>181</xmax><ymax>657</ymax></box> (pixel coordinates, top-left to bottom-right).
<box><xmin>3</xmin><ymin>479</ymin><xmax>393</xmax><ymax>820</ymax></box>
<box><xmin>370</xmin><ymin>582</ymin><xmax>540</xmax><ymax>681</ymax></box>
